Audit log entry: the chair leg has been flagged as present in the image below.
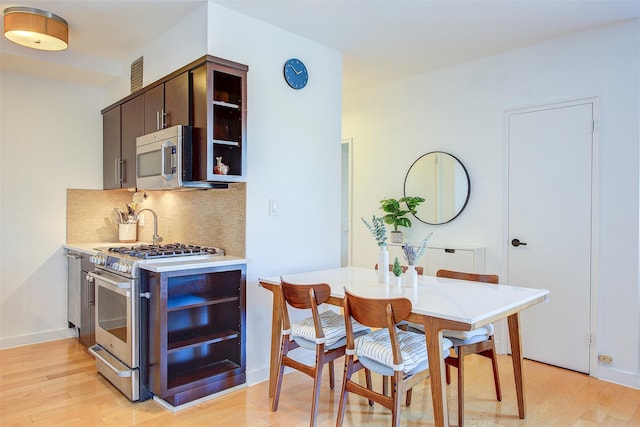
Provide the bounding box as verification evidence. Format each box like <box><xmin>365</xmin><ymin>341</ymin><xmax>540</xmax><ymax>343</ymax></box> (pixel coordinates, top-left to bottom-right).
<box><xmin>365</xmin><ymin>368</ymin><xmax>374</xmax><ymax>406</ymax></box>
<box><xmin>489</xmin><ymin>344</ymin><xmax>502</xmax><ymax>401</ymax></box>
<box><xmin>406</xmin><ymin>387</ymin><xmax>413</xmax><ymax>407</ymax></box>
<box><xmin>309</xmin><ymin>346</ymin><xmax>325</xmax><ymax>427</ymax></box>
<box><xmin>446</xmin><ymin>361</ymin><xmax>451</xmax><ymax>385</ymax></box>
<box><xmin>457</xmin><ymin>348</ymin><xmax>465</xmax><ymax>427</ymax></box>
<box><xmin>329</xmin><ymin>360</ymin><xmax>335</xmax><ymax>390</ymax></box>
<box><xmin>336</xmin><ymin>355</ymin><xmax>355</xmax><ymax>427</ymax></box>
<box><xmin>391</xmin><ymin>371</ymin><xmax>403</xmax><ymax>427</ymax></box>
<box><xmin>383</xmin><ymin>375</ymin><xmax>389</xmax><ymax>396</ymax></box>
<box><xmin>271</xmin><ymin>339</ymin><xmax>289</xmax><ymax>412</ymax></box>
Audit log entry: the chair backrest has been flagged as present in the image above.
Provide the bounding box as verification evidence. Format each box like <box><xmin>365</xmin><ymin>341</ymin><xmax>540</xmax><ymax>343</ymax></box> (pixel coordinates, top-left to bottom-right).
<box><xmin>279</xmin><ymin>279</ymin><xmax>331</xmax><ymax>339</ymax></box>
<box><xmin>374</xmin><ymin>263</ymin><xmax>425</xmax><ymax>275</ymax></box>
<box><xmin>436</xmin><ymin>269</ymin><xmax>499</xmax><ymax>285</ymax></box>
<box><xmin>343</xmin><ymin>288</ymin><xmax>412</xmax><ymax>329</ymax></box>
<box><xmin>280</xmin><ymin>279</ymin><xmax>332</xmax><ymax>309</ymax></box>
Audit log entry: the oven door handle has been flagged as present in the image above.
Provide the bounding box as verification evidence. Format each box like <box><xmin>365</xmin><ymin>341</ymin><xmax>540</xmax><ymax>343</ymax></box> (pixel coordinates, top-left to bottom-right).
<box><xmin>89</xmin><ymin>345</ymin><xmax>132</xmax><ymax>378</ymax></box>
<box><xmin>88</xmin><ymin>271</ymin><xmax>131</xmax><ymax>290</ymax></box>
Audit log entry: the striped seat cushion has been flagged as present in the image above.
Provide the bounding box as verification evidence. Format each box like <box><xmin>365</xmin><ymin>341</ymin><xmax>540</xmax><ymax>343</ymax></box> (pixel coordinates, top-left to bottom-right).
<box><xmin>354</xmin><ymin>328</ymin><xmax>453</xmax><ymax>375</ymax></box>
<box><xmin>291</xmin><ymin>310</ymin><xmax>369</xmax><ymax>349</ymax></box>
<box><xmin>443</xmin><ymin>323</ymin><xmax>494</xmax><ymax>346</ymax></box>
<box><xmin>408</xmin><ymin>322</ymin><xmax>494</xmax><ymax>346</ymax></box>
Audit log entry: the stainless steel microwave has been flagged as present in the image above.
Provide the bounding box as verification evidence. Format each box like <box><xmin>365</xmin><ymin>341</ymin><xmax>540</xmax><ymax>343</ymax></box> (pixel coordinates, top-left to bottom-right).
<box><xmin>135</xmin><ymin>125</ymin><xmax>192</xmax><ymax>190</ymax></box>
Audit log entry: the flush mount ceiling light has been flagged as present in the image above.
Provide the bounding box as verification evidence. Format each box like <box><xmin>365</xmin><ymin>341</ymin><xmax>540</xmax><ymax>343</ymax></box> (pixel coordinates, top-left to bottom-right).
<box><xmin>3</xmin><ymin>6</ymin><xmax>68</xmax><ymax>51</ymax></box>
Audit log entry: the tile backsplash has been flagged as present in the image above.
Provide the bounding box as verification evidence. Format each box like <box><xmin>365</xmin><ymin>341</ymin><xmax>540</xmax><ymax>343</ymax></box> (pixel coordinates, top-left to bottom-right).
<box><xmin>67</xmin><ymin>184</ymin><xmax>246</xmax><ymax>257</ymax></box>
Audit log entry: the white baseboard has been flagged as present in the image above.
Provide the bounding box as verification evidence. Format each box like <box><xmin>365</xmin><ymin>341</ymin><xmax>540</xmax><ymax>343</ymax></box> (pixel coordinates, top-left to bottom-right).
<box><xmin>592</xmin><ymin>365</ymin><xmax>640</xmax><ymax>390</ymax></box>
<box><xmin>246</xmin><ymin>365</ymin><xmax>270</xmax><ymax>386</ymax></box>
<box><xmin>0</xmin><ymin>327</ymin><xmax>77</xmax><ymax>349</ymax></box>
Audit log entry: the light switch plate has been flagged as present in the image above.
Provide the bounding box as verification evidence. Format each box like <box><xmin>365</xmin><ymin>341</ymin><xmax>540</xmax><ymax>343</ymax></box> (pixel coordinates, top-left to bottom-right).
<box><xmin>269</xmin><ymin>199</ymin><xmax>279</xmax><ymax>216</ymax></box>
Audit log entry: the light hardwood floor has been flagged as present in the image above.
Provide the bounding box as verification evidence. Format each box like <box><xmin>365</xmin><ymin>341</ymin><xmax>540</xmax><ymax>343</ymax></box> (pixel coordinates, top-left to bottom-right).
<box><xmin>1</xmin><ymin>338</ymin><xmax>639</xmax><ymax>426</ymax></box>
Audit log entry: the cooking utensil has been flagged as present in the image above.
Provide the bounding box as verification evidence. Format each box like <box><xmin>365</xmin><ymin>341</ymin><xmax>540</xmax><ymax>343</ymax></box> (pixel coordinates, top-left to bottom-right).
<box><xmin>111</xmin><ymin>208</ymin><xmax>122</xmax><ymax>225</ymax></box>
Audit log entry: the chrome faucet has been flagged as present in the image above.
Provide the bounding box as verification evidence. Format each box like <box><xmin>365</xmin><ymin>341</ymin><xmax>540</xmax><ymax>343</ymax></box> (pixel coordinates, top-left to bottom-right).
<box><xmin>134</xmin><ymin>208</ymin><xmax>163</xmax><ymax>245</ymax></box>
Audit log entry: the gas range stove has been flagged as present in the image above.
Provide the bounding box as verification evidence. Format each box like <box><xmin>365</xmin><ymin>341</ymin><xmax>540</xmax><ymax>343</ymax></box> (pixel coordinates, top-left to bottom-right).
<box><xmin>90</xmin><ymin>243</ymin><xmax>225</xmax><ymax>278</ymax></box>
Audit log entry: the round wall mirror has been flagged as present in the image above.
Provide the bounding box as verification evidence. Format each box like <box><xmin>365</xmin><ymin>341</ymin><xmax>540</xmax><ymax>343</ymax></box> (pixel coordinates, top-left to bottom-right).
<box><xmin>404</xmin><ymin>151</ymin><xmax>470</xmax><ymax>225</ymax></box>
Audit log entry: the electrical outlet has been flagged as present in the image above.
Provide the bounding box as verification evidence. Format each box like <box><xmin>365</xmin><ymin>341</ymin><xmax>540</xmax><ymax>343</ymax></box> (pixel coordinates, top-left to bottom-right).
<box><xmin>598</xmin><ymin>354</ymin><xmax>613</xmax><ymax>364</ymax></box>
<box><xmin>138</xmin><ymin>213</ymin><xmax>144</xmax><ymax>226</ymax></box>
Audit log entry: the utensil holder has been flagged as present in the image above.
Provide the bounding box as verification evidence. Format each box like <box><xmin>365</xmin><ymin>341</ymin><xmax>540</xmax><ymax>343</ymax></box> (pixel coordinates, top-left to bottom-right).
<box><xmin>118</xmin><ymin>223</ymin><xmax>137</xmax><ymax>243</ymax></box>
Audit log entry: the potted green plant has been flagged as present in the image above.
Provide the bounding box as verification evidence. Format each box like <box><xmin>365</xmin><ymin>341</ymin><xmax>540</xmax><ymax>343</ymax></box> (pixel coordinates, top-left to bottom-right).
<box><xmin>380</xmin><ymin>196</ymin><xmax>425</xmax><ymax>243</ymax></box>
<box><xmin>392</xmin><ymin>256</ymin><xmax>403</xmax><ymax>285</ymax></box>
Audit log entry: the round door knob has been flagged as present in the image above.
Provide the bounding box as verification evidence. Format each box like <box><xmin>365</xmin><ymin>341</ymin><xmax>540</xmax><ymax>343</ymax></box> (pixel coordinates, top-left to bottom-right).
<box><xmin>511</xmin><ymin>238</ymin><xmax>528</xmax><ymax>247</ymax></box>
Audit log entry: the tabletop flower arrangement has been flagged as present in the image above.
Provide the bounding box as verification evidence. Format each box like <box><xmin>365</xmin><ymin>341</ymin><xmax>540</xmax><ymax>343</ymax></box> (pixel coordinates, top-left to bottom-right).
<box><xmin>402</xmin><ymin>232</ymin><xmax>433</xmax><ymax>286</ymax></box>
<box><xmin>402</xmin><ymin>232</ymin><xmax>433</xmax><ymax>266</ymax></box>
<box><xmin>361</xmin><ymin>215</ymin><xmax>388</xmax><ymax>247</ymax></box>
<box><xmin>362</xmin><ymin>215</ymin><xmax>389</xmax><ymax>283</ymax></box>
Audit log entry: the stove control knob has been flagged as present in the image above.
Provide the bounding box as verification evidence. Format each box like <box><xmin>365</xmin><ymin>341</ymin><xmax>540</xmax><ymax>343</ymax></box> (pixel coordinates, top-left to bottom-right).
<box><xmin>114</xmin><ymin>262</ymin><xmax>132</xmax><ymax>273</ymax></box>
<box><xmin>121</xmin><ymin>263</ymin><xmax>132</xmax><ymax>273</ymax></box>
<box><xmin>90</xmin><ymin>255</ymin><xmax>105</xmax><ymax>266</ymax></box>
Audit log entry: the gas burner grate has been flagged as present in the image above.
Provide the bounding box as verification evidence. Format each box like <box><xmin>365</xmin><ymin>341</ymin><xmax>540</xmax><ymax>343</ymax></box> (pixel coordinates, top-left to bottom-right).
<box><xmin>108</xmin><ymin>243</ymin><xmax>222</xmax><ymax>259</ymax></box>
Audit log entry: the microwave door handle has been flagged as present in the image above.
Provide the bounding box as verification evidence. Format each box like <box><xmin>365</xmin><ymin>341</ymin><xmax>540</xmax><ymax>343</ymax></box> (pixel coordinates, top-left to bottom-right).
<box><xmin>161</xmin><ymin>141</ymin><xmax>174</xmax><ymax>180</ymax></box>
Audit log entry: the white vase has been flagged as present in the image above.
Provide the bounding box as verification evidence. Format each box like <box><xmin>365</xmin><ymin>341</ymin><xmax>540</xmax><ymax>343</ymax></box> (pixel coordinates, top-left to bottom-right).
<box><xmin>406</xmin><ymin>264</ymin><xmax>418</xmax><ymax>287</ymax></box>
<box><xmin>378</xmin><ymin>246</ymin><xmax>389</xmax><ymax>284</ymax></box>
<box><xmin>394</xmin><ymin>275</ymin><xmax>402</xmax><ymax>286</ymax></box>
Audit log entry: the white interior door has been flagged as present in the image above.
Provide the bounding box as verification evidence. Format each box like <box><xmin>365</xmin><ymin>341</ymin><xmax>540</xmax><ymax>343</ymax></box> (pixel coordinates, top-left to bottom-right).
<box><xmin>508</xmin><ymin>101</ymin><xmax>594</xmax><ymax>373</ymax></box>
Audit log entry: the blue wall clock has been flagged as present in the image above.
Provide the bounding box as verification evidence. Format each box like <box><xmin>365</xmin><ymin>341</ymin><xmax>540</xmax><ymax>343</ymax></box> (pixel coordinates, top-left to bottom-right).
<box><xmin>283</xmin><ymin>58</ymin><xmax>308</xmax><ymax>90</ymax></box>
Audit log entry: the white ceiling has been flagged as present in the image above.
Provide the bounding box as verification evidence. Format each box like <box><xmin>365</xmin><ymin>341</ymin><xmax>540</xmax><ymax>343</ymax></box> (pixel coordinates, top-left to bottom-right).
<box><xmin>1</xmin><ymin>0</ymin><xmax>639</xmax><ymax>92</ymax></box>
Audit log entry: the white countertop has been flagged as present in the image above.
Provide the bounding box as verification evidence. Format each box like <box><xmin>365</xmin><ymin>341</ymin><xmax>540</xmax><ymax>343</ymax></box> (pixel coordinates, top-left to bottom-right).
<box><xmin>64</xmin><ymin>242</ymin><xmax>128</xmax><ymax>255</ymax></box>
<box><xmin>64</xmin><ymin>243</ymin><xmax>248</xmax><ymax>272</ymax></box>
<box><xmin>139</xmin><ymin>255</ymin><xmax>248</xmax><ymax>272</ymax></box>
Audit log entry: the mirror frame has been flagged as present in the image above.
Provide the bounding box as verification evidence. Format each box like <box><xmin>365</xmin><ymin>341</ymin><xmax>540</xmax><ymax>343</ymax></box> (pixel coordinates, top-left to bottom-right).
<box><xmin>403</xmin><ymin>151</ymin><xmax>471</xmax><ymax>225</ymax></box>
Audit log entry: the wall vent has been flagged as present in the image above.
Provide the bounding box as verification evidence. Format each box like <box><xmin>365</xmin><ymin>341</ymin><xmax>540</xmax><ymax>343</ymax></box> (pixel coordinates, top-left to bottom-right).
<box><xmin>130</xmin><ymin>56</ymin><xmax>143</xmax><ymax>93</ymax></box>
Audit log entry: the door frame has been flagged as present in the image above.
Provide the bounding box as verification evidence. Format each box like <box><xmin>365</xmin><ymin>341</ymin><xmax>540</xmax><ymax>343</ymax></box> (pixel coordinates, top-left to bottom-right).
<box><xmin>341</xmin><ymin>138</ymin><xmax>354</xmax><ymax>266</ymax></box>
<box><xmin>501</xmin><ymin>97</ymin><xmax>600</xmax><ymax>375</ymax></box>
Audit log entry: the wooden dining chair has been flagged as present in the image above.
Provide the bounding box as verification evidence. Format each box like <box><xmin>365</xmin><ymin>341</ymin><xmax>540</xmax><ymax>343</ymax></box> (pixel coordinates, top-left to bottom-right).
<box><xmin>436</xmin><ymin>269</ymin><xmax>503</xmax><ymax>427</ymax></box>
<box><xmin>374</xmin><ymin>262</ymin><xmax>424</xmax><ymax>398</ymax></box>
<box><xmin>336</xmin><ymin>288</ymin><xmax>453</xmax><ymax>427</ymax></box>
<box><xmin>272</xmin><ymin>279</ymin><xmax>370</xmax><ymax>427</ymax></box>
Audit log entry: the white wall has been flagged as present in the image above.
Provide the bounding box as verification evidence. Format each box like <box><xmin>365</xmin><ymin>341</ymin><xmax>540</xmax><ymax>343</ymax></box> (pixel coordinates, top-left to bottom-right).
<box><xmin>343</xmin><ymin>20</ymin><xmax>640</xmax><ymax>388</ymax></box>
<box><xmin>103</xmin><ymin>4</ymin><xmax>208</xmax><ymax>106</ymax></box>
<box><xmin>0</xmin><ymin>72</ymin><xmax>104</xmax><ymax>347</ymax></box>
<box><xmin>206</xmin><ymin>3</ymin><xmax>343</xmax><ymax>383</ymax></box>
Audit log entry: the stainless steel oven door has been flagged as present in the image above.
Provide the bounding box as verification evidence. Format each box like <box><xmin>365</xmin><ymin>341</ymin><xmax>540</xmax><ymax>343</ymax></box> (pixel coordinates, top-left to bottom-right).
<box><xmin>89</xmin><ymin>270</ymin><xmax>138</xmax><ymax>368</ymax></box>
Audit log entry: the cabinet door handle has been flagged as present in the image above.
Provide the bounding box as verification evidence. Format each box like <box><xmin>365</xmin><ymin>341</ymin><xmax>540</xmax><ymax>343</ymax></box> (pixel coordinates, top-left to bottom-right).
<box><xmin>120</xmin><ymin>159</ymin><xmax>126</xmax><ymax>183</ymax></box>
<box><xmin>156</xmin><ymin>110</ymin><xmax>167</xmax><ymax>130</ymax></box>
<box><xmin>114</xmin><ymin>157</ymin><xmax>120</xmax><ymax>185</ymax></box>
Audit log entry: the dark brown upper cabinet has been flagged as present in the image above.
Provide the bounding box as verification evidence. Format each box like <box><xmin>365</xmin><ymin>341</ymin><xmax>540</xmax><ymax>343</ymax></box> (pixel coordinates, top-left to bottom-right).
<box><xmin>143</xmin><ymin>72</ymin><xmax>190</xmax><ymax>134</ymax></box>
<box><xmin>192</xmin><ymin>58</ymin><xmax>248</xmax><ymax>183</ymax></box>
<box><xmin>101</xmin><ymin>55</ymin><xmax>247</xmax><ymax>189</ymax></box>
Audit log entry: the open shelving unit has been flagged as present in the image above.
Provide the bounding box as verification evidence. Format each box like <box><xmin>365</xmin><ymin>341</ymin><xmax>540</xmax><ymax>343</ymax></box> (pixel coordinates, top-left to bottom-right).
<box><xmin>144</xmin><ymin>264</ymin><xmax>246</xmax><ymax>406</ymax></box>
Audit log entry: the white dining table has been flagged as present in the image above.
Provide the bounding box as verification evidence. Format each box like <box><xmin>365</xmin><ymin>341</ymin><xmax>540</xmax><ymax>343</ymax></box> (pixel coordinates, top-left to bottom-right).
<box><xmin>259</xmin><ymin>266</ymin><xmax>550</xmax><ymax>427</ymax></box>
